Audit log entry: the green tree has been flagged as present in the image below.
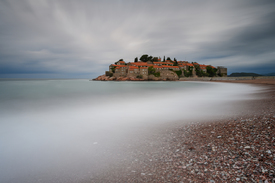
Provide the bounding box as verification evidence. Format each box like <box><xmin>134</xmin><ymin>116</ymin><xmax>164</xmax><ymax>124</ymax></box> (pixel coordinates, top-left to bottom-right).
<box><xmin>148</xmin><ymin>66</ymin><xmax>155</xmax><ymax>75</ymax></box>
<box><xmin>206</xmin><ymin>66</ymin><xmax>217</xmax><ymax>77</ymax></box>
<box><xmin>119</xmin><ymin>59</ymin><xmax>123</xmax><ymax>61</ymax></box>
<box><xmin>140</xmin><ymin>54</ymin><xmax>148</xmax><ymax>62</ymax></box>
<box><xmin>194</xmin><ymin>64</ymin><xmax>201</xmax><ymax>77</ymax></box>
<box><xmin>163</xmin><ymin>56</ymin><xmax>166</xmax><ymax>62</ymax></box>
<box><xmin>183</xmin><ymin>67</ymin><xmax>193</xmax><ymax>77</ymax></box>
<box><xmin>154</xmin><ymin>72</ymin><xmax>160</xmax><ymax>77</ymax></box>
<box><xmin>153</xmin><ymin>57</ymin><xmax>159</xmax><ymax>61</ymax></box>
<box><xmin>174</xmin><ymin>70</ymin><xmax>182</xmax><ymax>77</ymax></box>
<box><xmin>148</xmin><ymin>56</ymin><xmax>153</xmax><ymax>61</ymax></box>
<box><xmin>134</xmin><ymin>57</ymin><xmax>138</xmax><ymax>62</ymax></box>
<box><xmin>111</xmin><ymin>66</ymin><xmax>116</xmax><ymax>73</ymax></box>
<box><xmin>167</xmin><ymin>57</ymin><xmax>171</xmax><ymax>61</ymax></box>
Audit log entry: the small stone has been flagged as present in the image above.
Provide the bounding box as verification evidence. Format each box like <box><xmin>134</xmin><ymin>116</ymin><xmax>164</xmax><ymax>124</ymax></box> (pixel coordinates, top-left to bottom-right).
<box><xmin>217</xmin><ymin>136</ymin><xmax>222</xmax><ymax>138</ymax></box>
<box><xmin>236</xmin><ymin>178</ymin><xmax>240</xmax><ymax>181</ymax></box>
<box><xmin>244</xmin><ymin>146</ymin><xmax>251</xmax><ymax>149</ymax></box>
<box><xmin>267</xmin><ymin>150</ymin><xmax>271</xmax><ymax>154</ymax></box>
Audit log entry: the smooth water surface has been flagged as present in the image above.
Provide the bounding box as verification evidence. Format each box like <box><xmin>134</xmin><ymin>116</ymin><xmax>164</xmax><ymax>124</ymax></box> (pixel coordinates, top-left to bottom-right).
<box><xmin>0</xmin><ymin>80</ymin><xmax>263</xmax><ymax>182</ymax></box>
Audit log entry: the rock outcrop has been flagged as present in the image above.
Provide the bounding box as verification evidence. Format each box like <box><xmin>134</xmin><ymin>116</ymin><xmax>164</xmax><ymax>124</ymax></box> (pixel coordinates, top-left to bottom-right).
<box><xmin>93</xmin><ymin>75</ymin><xmax>111</xmax><ymax>81</ymax></box>
<box><xmin>93</xmin><ymin>75</ymin><xmax>146</xmax><ymax>81</ymax></box>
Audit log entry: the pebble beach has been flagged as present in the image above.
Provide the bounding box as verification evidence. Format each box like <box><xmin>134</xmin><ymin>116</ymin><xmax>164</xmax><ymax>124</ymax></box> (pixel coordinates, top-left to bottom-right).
<box><xmin>89</xmin><ymin>79</ymin><xmax>275</xmax><ymax>183</ymax></box>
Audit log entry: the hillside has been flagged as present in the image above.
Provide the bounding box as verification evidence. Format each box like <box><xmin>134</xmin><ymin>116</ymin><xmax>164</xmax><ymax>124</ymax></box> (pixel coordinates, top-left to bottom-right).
<box><xmin>264</xmin><ymin>72</ymin><xmax>275</xmax><ymax>76</ymax></box>
<box><xmin>229</xmin><ymin>72</ymin><xmax>262</xmax><ymax>77</ymax></box>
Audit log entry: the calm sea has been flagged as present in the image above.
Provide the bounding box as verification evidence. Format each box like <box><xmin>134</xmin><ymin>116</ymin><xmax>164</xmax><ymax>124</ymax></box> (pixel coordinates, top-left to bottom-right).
<box><xmin>0</xmin><ymin>79</ymin><xmax>263</xmax><ymax>182</ymax></box>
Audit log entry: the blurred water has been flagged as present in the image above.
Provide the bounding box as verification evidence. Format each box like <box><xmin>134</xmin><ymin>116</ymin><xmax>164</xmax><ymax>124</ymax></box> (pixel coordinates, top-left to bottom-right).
<box><xmin>0</xmin><ymin>80</ymin><xmax>263</xmax><ymax>182</ymax></box>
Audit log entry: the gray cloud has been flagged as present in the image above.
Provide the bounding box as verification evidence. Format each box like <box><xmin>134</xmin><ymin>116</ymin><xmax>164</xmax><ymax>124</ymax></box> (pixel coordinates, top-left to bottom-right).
<box><xmin>0</xmin><ymin>0</ymin><xmax>275</xmax><ymax>78</ymax></box>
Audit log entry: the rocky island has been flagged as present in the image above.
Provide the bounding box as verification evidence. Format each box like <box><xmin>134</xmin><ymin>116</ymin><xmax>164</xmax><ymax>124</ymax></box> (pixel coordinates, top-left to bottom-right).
<box><xmin>93</xmin><ymin>54</ymin><xmax>227</xmax><ymax>81</ymax></box>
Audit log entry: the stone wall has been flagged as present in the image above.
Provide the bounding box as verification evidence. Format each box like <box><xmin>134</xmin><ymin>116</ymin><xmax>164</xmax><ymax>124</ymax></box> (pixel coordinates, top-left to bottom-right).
<box><xmin>160</xmin><ymin>70</ymin><xmax>179</xmax><ymax>80</ymax></box>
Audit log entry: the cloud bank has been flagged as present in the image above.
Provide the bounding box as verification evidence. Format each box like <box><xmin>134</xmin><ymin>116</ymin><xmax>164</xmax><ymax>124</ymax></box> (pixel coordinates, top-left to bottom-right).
<box><xmin>0</xmin><ymin>0</ymin><xmax>275</xmax><ymax>78</ymax></box>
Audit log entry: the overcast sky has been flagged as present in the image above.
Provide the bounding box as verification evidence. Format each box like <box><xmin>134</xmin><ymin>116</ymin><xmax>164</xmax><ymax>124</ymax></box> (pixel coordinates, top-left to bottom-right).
<box><xmin>0</xmin><ymin>0</ymin><xmax>275</xmax><ymax>78</ymax></box>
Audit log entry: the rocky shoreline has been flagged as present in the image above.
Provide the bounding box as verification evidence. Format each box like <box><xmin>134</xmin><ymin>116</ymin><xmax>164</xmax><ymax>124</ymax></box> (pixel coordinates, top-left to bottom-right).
<box><xmin>85</xmin><ymin>81</ymin><xmax>275</xmax><ymax>183</ymax></box>
<box><xmin>93</xmin><ymin>75</ymin><xmax>275</xmax><ymax>82</ymax></box>
<box><xmin>93</xmin><ymin>74</ymin><xmax>145</xmax><ymax>81</ymax></box>
<box><xmin>92</xmin><ymin>74</ymin><xmax>178</xmax><ymax>81</ymax></box>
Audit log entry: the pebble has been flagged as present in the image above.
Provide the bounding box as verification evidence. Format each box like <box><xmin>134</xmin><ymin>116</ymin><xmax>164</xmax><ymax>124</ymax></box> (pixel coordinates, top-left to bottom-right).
<box><xmin>89</xmin><ymin>87</ymin><xmax>275</xmax><ymax>182</ymax></box>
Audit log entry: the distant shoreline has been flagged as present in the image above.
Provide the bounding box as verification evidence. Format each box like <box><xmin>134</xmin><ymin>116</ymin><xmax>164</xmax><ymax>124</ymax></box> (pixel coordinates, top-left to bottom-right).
<box><xmin>180</xmin><ymin>75</ymin><xmax>275</xmax><ymax>80</ymax></box>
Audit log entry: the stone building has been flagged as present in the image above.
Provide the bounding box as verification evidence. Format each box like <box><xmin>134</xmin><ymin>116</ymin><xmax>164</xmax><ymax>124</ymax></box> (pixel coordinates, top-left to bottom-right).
<box><xmin>127</xmin><ymin>66</ymin><xmax>140</xmax><ymax>78</ymax></box>
<box><xmin>107</xmin><ymin>60</ymin><xmax>227</xmax><ymax>79</ymax></box>
<box><xmin>217</xmin><ymin>66</ymin><xmax>227</xmax><ymax>77</ymax></box>
<box><xmin>199</xmin><ymin>65</ymin><xmax>207</xmax><ymax>72</ymax></box>
<box><xmin>113</xmin><ymin>65</ymin><xmax>127</xmax><ymax>77</ymax></box>
<box><xmin>115</xmin><ymin>60</ymin><xmax>126</xmax><ymax>65</ymax></box>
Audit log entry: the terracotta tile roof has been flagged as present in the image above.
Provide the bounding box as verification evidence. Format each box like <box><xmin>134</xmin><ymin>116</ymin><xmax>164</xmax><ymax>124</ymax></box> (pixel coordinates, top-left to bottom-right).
<box><xmin>118</xmin><ymin>60</ymin><xmax>125</xmax><ymax>63</ymax></box>
<box><xmin>207</xmin><ymin>65</ymin><xmax>216</xmax><ymax>69</ymax></box>
<box><xmin>140</xmin><ymin>66</ymin><xmax>148</xmax><ymax>69</ymax></box>
<box><xmin>199</xmin><ymin>64</ymin><xmax>207</xmax><ymax>69</ymax></box>
<box><xmin>186</xmin><ymin>63</ymin><xmax>194</xmax><ymax>67</ymax></box>
<box><xmin>132</xmin><ymin>63</ymin><xmax>154</xmax><ymax>68</ymax></box>
<box><xmin>169</xmin><ymin>66</ymin><xmax>180</xmax><ymax>68</ymax></box>
<box><xmin>153</xmin><ymin>62</ymin><xmax>173</xmax><ymax>65</ymax></box>
<box><xmin>115</xmin><ymin>65</ymin><xmax>127</xmax><ymax>69</ymax></box>
<box><xmin>153</xmin><ymin>65</ymin><xmax>163</xmax><ymax>68</ymax></box>
<box><xmin>162</xmin><ymin>65</ymin><xmax>179</xmax><ymax>68</ymax></box>
<box><xmin>129</xmin><ymin>66</ymin><xmax>139</xmax><ymax>69</ymax></box>
<box><xmin>132</xmin><ymin>62</ymin><xmax>149</xmax><ymax>66</ymax></box>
